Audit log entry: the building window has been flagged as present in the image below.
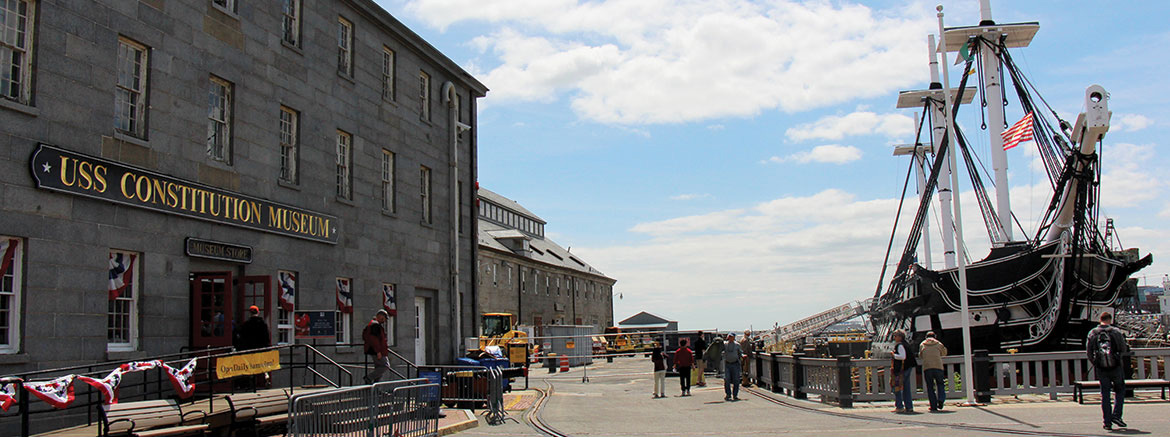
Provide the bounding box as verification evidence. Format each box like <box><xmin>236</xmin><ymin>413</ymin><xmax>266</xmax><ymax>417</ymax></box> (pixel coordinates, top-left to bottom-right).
<box><xmin>337</xmin><ymin>17</ymin><xmax>353</xmax><ymax>77</ymax></box>
<box><xmin>0</xmin><ymin>0</ymin><xmax>35</xmax><ymax>105</ymax></box>
<box><xmin>336</xmin><ymin>130</ymin><xmax>352</xmax><ymax>200</ymax></box>
<box><xmin>419</xmin><ymin>165</ymin><xmax>431</xmax><ymax>223</ymax></box>
<box><xmin>207</xmin><ymin>76</ymin><xmax>232</xmax><ymax>162</ymax></box>
<box><xmin>382</xmin><ymin>46</ymin><xmax>395</xmax><ymax>101</ymax></box>
<box><xmin>277</xmin><ymin>270</ymin><xmax>296</xmax><ymax>345</ymax></box>
<box><xmin>212</xmin><ymin>0</ymin><xmax>236</xmax><ymax>14</ymax></box>
<box><xmin>382</xmin><ymin>149</ymin><xmax>395</xmax><ymax>212</ymax></box>
<box><xmin>418</xmin><ymin>71</ymin><xmax>430</xmax><ymax>120</ymax></box>
<box><xmin>279</xmin><ymin>106</ymin><xmax>298</xmax><ymax>184</ymax></box>
<box><xmin>108</xmin><ymin>250</ymin><xmax>139</xmax><ymax>352</ymax></box>
<box><xmin>281</xmin><ymin>0</ymin><xmax>300</xmax><ymax>46</ymax></box>
<box><xmin>114</xmin><ymin>37</ymin><xmax>149</xmax><ymax>139</ymax></box>
<box><xmin>0</xmin><ymin>238</ymin><xmax>22</xmax><ymax>353</ymax></box>
<box><xmin>336</xmin><ymin>277</ymin><xmax>352</xmax><ymax>344</ymax></box>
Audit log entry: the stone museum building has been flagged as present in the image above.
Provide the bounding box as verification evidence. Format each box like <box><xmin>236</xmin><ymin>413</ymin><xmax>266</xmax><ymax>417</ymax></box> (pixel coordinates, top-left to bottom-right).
<box><xmin>0</xmin><ymin>0</ymin><xmax>486</xmax><ymax>372</ymax></box>
<box><xmin>477</xmin><ymin>187</ymin><xmax>615</xmax><ymax>331</ymax></box>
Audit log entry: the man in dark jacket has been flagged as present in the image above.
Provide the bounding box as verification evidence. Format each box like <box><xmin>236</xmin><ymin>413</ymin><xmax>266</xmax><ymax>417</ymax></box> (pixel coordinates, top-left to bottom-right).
<box><xmin>1087</xmin><ymin>312</ymin><xmax>1130</xmax><ymax>430</ymax></box>
<box><xmin>693</xmin><ymin>332</ymin><xmax>708</xmax><ymax>387</ymax></box>
<box><xmin>235</xmin><ymin>305</ymin><xmax>271</xmax><ymax>351</ymax></box>
<box><xmin>363</xmin><ymin>310</ymin><xmax>391</xmax><ymax>384</ymax></box>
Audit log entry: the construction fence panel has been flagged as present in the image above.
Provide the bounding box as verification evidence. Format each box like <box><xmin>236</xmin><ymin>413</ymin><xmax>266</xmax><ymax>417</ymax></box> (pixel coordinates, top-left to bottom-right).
<box><xmin>288</xmin><ymin>386</ymin><xmax>373</xmax><ymax>437</ymax></box>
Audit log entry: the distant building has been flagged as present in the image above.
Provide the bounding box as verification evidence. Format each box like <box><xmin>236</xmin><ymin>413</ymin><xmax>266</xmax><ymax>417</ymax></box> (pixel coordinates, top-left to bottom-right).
<box><xmin>476</xmin><ymin>188</ymin><xmax>615</xmax><ymax>331</ymax></box>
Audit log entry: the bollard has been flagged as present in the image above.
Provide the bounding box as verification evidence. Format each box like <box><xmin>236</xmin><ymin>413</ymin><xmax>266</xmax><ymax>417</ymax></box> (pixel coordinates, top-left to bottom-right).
<box><xmin>770</xmin><ymin>353</ymin><xmax>782</xmax><ymax>394</ymax></box>
<box><xmin>792</xmin><ymin>352</ymin><xmax>807</xmax><ymax>400</ymax></box>
<box><xmin>835</xmin><ymin>355</ymin><xmax>853</xmax><ymax>408</ymax></box>
<box><xmin>973</xmin><ymin>349</ymin><xmax>991</xmax><ymax>403</ymax></box>
<box><xmin>548</xmin><ymin>355</ymin><xmax>557</xmax><ymax>373</ymax></box>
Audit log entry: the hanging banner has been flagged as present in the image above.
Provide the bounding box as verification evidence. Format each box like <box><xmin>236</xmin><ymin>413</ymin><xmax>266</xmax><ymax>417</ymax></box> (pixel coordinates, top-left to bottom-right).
<box><xmin>30</xmin><ymin>144</ymin><xmax>339</xmax><ymax>244</ymax></box>
<box><xmin>215</xmin><ymin>350</ymin><xmax>280</xmax><ymax>379</ymax></box>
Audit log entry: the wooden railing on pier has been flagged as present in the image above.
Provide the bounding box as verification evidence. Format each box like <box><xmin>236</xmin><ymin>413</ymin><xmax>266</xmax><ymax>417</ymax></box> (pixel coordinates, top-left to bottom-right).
<box><xmin>753</xmin><ymin>347</ymin><xmax>1170</xmax><ymax>407</ymax></box>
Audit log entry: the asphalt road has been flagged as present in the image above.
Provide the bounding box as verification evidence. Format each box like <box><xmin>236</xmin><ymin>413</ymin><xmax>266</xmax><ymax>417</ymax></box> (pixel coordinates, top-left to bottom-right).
<box><xmin>454</xmin><ymin>356</ymin><xmax>1170</xmax><ymax>437</ymax></box>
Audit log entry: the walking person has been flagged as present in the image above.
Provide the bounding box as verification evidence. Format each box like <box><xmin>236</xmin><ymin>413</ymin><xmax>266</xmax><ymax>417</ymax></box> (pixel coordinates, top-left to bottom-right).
<box><xmin>1087</xmin><ymin>312</ymin><xmax>1130</xmax><ymax>430</ymax></box>
<box><xmin>694</xmin><ymin>332</ymin><xmax>708</xmax><ymax>387</ymax></box>
<box><xmin>674</xmin><ymin>339</ymin><xmax>694</xmax><ymax>396</ymax></box>
<box><xmin>740</xmin><ymin>330</ymin><xmax>754</xmax><ymax>387</ymax></box>
<box><xmin>233</xmin><ymin>305</ymin><xmax>272</xmax><ymax>389</ymax></box>
<box><xmin>918</xmin><ymin>331</ymin><xmax>948</xmax><ymax>412</ymax></box>
<box><xmin>723</xmin><ymin>333</ymin><xmax>743</xmax><ymax>401</ymax></box>
<box><xmin>650</xmin><ymin>343</ymin><xmax>666</xmax><ymax>398</ymax></box>
<box><xmin>362</xmin><ymin>310</ymin><xmax>392</xmax><ymax>384</ymax></box>
<box><xmin>891</xmin><ymin>330</ymin><xmax>917</xmax><ymax>413</ymax></box>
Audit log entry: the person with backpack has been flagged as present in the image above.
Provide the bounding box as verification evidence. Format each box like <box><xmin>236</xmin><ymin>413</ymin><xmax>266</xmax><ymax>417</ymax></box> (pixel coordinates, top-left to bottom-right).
<box><xmin>891</xmin><ymin>329</ymin><xmax>917</xmax><ymax>413</ymax></box>
<box><xmin>1087</xmin><ymin>312</ymin><xmax>1130</xmax><ymax>430</ymax></box>
<box><xmin>362</xmin><ymin>310</ymin><xmax>391</xmax><ymax>384</ymax></box>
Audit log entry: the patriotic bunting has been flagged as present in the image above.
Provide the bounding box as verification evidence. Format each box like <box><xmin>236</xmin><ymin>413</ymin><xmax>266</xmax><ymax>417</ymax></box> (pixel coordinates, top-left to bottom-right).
<box><xmin>0</xmin><ymin>239</ymin><xmax>17</xmax><ymax>279</ymax></box>
<box><xmin>1002</xmin><ymin>112</ymin><xmax>1035</xmax><ymax>150</ymax></box>
<box><xmin>23</xmin><ymin>375</ymin><xmax>76</xmax><ymax>409</ymax></box>
<box><xmin>108</xmin><ymin>252</ymin><xmax>136</xmax><ymax>300</ymax></box>
<box><xmin>383</xmin><ymin>284</ymin><xmax>397</xmax><ymax>317</ymax></box>
<box><xmin>278</xmin><ymin>271</ymin><xmax>296</xmax><ymax>312</ymax></box>
<box><xmin>119</xmin><ymin>360</ymin><xmax>163</xmax><ymax>373</ymax></box>
<box><xmin>162</xmin><ymin>359</ymin><xmax>198</xmax><ymax>398</ymax></box>
<box><xmin>77</xmin><ymin>369</ymin><xmax>124</xmax><ymax>405</ymax></box>
<box><xmin>337</xmin><ymin>279</ymin><xmax>353</xmax><ymax>314</ymax></box>
<box><xmin>0</xmin><ymin>379</ymin><xmax>20</xmax><ymax>412</ymax></box>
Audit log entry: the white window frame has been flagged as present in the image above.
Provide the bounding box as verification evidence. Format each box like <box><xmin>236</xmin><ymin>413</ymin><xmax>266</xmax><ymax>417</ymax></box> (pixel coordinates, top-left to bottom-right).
<box><xmin>420</xmin><ymin>165</ymin><xmax>431</xmax><ymax>223</ymax></box>
<box><xmin>211</xmin><ymin>0</ymin><xmax>237</xmax><ymax>15</ymax></box>
<box><xmin>107</xmin><ymin>250</ymin><xmax>140</xmax><ymax>352</ymax></box>
<box><xmin>114</xmin><ymin>37</ymin><xmax>148</xmax><ymax>139</ymax></box>
<box><xmin>336</xmin><ymin>130</ymin><xmax>352</xmax><ymax>200</ymax></box>
<box><xmin>336</xmin><ymin>277</ymin><xmax>352</xmax><ymax>344</ymax></box>
<box><xmin>207</xmin><ymin>76</ymin><xmax>232</xmax><ymax>163</ymax></box>
<box><xmin>382</xmin><ymin>46</ymin><xmax>395</xmax><ymax>101</ymax></box>
<box><xmin>381</xmin><ymin>149</ymin><xmax>395</xmax><ymax>212</ymax></box>
<box><xmin>276</xmin><ymin>269</ymin><xmax>296</xmax><ymax>345</ymax></box>
<box><xmin>0</xmin><ymin>0</ymin><xmax>35</xmax><ymax>106</ymax></box>
<box><xmin>337</xmin><ymin>17</ymin><xmax>353</xmax><ymax>77</ymax></box>
<box><xmin>281</xmin><ymin>0</ymin><xmax>301</xmax><ymax>47</ymax></box>
<box><xmin>0</xmin><ymin>238</ymin><xmax>22</xmax><ymax>354</ymax></box>
<box><xmin>418</xmin><ymin>71</ymin><xmax>430</xmax><ymax>120</ymax></box>
<box><xmin>279</xmin><ymin>106</ymin><xmax>298</xmax><ymax>184</ymax></box>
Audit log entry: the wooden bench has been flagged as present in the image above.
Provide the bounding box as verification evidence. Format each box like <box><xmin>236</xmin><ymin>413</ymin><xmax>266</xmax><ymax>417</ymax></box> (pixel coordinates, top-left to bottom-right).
<box><xmin>100</xmin><ymin>399</ymin><xmax>208</xmax><ymax>437</ymax></box>
<box><xmin>1073</xmin><ymin>379</ymin><xmax>1170</xmax><ymax>404</ymax></box>
<box><xmin>226</xmin><ymin>391</ymin><xmax>291</xmax><ymax>437</ymax></box>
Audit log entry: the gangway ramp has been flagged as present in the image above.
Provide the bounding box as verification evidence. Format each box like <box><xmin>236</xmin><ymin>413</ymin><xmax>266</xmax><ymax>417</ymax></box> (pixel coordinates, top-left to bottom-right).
<box><xmin>774</xmin><ymin>300</ymin><xmax>868</xmax><ymax>343</ymax></box>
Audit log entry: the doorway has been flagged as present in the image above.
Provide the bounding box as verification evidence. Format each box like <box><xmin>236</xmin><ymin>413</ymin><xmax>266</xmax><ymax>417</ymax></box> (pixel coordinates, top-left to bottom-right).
<box><xmin>190</xmin><ymin>272</ymin><xmax>272</xmax><ymax>349</ymax></box>
<box><xmin>414</xmin><ymin>297</ymin><xmax>427</xmax><ymax>365</ymax></box>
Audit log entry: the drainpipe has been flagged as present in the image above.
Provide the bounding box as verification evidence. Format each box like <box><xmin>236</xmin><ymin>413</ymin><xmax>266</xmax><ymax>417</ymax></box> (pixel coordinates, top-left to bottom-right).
<box><xmin>443</xmin><ymin>81</ymin><xmax>462</xmax><ymax>361</ymax></box>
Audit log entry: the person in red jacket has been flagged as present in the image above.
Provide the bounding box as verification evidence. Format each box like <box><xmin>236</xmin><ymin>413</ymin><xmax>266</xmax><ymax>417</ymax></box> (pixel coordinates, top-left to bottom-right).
<box><xmin>674</xmin><ymin>339</ymin><xmax>695</xmax><ymax>396</ymax></box>
<box><xmin>362</xmin><ymin>310</ymin><xmax>391</xmax><ymax>384</ymax></box>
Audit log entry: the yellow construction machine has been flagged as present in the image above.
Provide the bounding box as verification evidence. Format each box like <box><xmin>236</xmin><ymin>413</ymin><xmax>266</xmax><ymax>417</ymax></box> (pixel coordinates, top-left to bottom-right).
<box><xmin>470</xmin><ymin>313</ymin><xmax>530</xmax><ymax>366</ymax></box>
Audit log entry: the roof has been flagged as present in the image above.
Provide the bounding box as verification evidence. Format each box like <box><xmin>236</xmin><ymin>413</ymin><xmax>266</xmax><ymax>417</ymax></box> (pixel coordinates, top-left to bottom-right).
<box><xmin>478</xmin><ymin>219</ymin><xmax>612</xmax><ymax>280</ymax></box>
<box><xmin>619</xmin><ymin>322</ymin><xmax>670</xmax><ymax>330</ymax></box>
<box><xmin>478</xmin><ymin>187</ymin><xmax>546</xmax><ymax>224</ymax></box>
<box><xmin>619</xmin><ymin>311</ymin><xmax>673</xmax><ymax>326</ymax></box>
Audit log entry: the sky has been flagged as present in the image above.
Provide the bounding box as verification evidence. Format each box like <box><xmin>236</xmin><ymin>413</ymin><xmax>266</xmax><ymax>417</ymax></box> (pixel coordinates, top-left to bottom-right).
<box><xmin>376</xmin><ymin>0</ymin><xmax>1170</xmax><ymax>331</ymax></box>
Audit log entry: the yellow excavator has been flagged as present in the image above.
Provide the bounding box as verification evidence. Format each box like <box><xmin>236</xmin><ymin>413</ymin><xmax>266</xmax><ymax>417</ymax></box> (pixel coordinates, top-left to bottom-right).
<box><xmin>470</xmin><ymin>313</ymin><xmax>530</xmax><ymax>366</ymax></box>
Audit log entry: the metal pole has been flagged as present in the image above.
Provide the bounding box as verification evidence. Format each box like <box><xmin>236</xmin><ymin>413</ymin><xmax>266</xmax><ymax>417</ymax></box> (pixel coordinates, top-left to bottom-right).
<box><xmin>937</xmin><ymin>5</ymin><xmax>977</xmax><ymax>405</ymax></box>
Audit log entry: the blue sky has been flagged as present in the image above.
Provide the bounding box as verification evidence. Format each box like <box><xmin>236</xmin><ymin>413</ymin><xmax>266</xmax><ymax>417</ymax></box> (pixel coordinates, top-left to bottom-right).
<box><xmin>377</xmin><ymin>1</ymin><xmax>1170</xmax><ymax>331</ymax></box>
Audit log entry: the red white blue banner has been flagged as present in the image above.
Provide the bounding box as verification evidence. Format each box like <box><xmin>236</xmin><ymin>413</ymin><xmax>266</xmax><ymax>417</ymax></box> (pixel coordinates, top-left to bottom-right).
<box><xmin>0</xmin><ymin>379</ymin><xmax>19</xmax><ymax>412</ymax></box>
<box><xmin>337</xmin><ymin>278</ymin><xmax>353</xmax><ymax>314</ymax></box>
<box><xmin>279</xmin><ymin>271</ymin><xmax>296</xmax><ymax>312</ymax></box>
<box><xmin>78</xmin><ymin>369</ymin><xmax>125</xmax><ymax>405</ymax></box>
<box><xmin>383</xmin><ymin>284</ymin><xmax>397</xmax><ymax>316</ymax></box>
<box><xmin>108</xmin><ymin>252</ymin><xmax>135</xmax><ymax>300</ymax></box>
<box><xmin>0</xmin><ymin>239</ymin><xmax>17</xmax><ymax>278</ymax></box>
<box><xmin>23</xmin><ymin>375</ymin><xmax>76</xmax><ymax>409</ymax></box>
<box><xmin>163</xmin><ymin>359</ymin><xmax>198</xmax><ymax>398</ymax></box>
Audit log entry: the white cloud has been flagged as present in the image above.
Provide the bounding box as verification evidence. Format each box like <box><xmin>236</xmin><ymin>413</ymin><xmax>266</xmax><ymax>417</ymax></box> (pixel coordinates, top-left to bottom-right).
<box><xmin>670</xmin><ymin>193</ymin><xmax>712</xmax><ymax>201</ymax></box>
<box><xmin>765</xmin><ymin>145</ymin><xmax>863</xmax><ymax>165</ymax></box>
<box><xmin>707</xmin><ymin>124</ymin><xmax>725</xmax><ymax>131</ymax></box>
<box><xmin>786</xmin><ymin>111</ymin><xmax>915</xmax><ymax>141</ymax></box>
<box><xmin>1099</xmin><ymin>143</ymin><xmax>1160</xmax><ymax>209</ymax></box>
<box><xmin>1113</xmin><ymin>114</ymin><xmax>1153</xmax><ymax>132</ymax></box>
<box><xmin>403</xmin><ymin>0</ymin><xmax>931</xmax><ymax>124</ymax></box>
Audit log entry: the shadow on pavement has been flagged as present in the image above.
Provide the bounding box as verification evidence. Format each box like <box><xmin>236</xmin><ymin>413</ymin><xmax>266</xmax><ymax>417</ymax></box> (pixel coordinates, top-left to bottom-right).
<box><xmin>973</xmin><ymin>406</ymin><xmax>1040</xmax><ymax>428</ymax></box>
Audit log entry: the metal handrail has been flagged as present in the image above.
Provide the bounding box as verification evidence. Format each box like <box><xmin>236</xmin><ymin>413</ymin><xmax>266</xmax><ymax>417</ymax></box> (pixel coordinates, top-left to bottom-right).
<box><xmin>301</xmin><ymin>344</ymin><xmax>353</xmax><ymax>378</ymax></box>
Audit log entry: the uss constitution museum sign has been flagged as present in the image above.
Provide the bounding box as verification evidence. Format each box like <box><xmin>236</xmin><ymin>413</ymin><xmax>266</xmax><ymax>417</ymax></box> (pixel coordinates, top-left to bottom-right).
<box><xmin>30</xmin><ymin>144</ymin><xmax>340</xmax><ymax>244</ymax></box>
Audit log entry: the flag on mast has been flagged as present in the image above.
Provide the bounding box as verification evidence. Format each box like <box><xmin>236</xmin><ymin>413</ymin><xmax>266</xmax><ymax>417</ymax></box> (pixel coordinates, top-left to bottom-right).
<box><xmin>1002</xmin><ymin>112</ymin><xmax>1035</xmax><ymax>150</ymax></box>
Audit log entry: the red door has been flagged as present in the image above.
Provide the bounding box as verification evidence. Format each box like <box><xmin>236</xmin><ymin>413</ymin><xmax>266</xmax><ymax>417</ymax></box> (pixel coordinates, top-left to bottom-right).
<box><xmin>191</xmin><ymin>272</ymin><xmax>233</xmax><ymax>349</ymax></box>
<box><xmin>238</xmin><ymin>275</ymin><xmax>272</xmax><ymax>322</ymax></box>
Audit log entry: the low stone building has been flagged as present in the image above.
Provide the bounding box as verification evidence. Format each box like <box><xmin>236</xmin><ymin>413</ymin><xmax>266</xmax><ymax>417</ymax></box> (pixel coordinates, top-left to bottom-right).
<box><xmin>476</xmin><ymin>188</ymin><xmax>615</xmax><ymax>332</ymax></box>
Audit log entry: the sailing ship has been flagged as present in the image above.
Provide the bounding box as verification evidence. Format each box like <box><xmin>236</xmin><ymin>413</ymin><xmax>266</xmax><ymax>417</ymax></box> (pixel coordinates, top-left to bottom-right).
<box><xmin>867</xmin><ymin>3</ymin><xmax>1152</xmax><ymax>354</ymax></box>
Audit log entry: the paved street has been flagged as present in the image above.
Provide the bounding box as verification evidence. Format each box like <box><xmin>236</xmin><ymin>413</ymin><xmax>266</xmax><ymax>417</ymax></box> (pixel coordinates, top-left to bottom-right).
<box><xmin>454</xmin><ymin>356</ymin><xmax>1170</xmax><ymax>437</ymax></box>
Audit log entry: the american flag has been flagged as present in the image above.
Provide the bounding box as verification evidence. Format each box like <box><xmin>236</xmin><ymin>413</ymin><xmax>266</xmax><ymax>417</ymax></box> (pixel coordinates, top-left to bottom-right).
<box><xmin>107</xmin><ymin>252</ymin><xmax>135</xmax><ymax>300</ymax></box>
<box><xmin>279</xmin><ymin>271</ymin><xmax>296</xmax><ymax>312</ymax></box>
<box><xmin>337</xmin><ymin>279</ymin><xmax>353</xmax><ymax>314</ymax></box>
<box><xmin>1002</xmin><ymin>112</ymin><xmax>1034</xmax><ymax>150</ymax></box>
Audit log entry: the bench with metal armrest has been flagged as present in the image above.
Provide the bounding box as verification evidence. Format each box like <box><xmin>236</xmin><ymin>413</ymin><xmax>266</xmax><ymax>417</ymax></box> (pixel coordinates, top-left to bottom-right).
<box><xmin>99</xmin><ymin>399</ymin><xmax>208</xmax><ymax>437</ymax></box>
<box><xmin>226</xmin><ymin>390</ymin><xmax>291</xmax><ymax>437</ymax></box>
<box><xmin>1072</xmin><ymin>378</ymin><xmax>1170</xmax><ymax>404</ymax></box>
